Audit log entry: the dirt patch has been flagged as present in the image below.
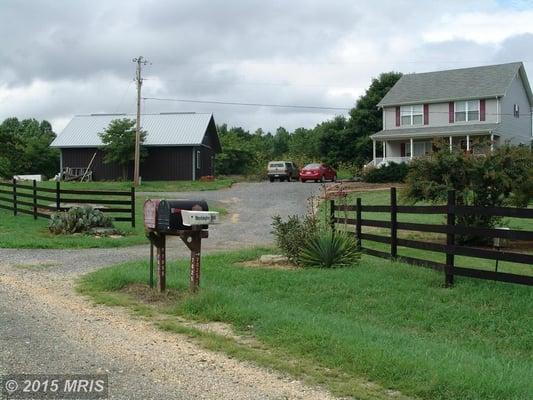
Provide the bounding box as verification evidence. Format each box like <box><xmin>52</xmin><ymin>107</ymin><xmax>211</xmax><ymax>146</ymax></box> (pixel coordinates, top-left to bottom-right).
<box><xmin>120</xmin><ymin>283</ymin><xmax>182</xmax><ymax>305</ymax></box>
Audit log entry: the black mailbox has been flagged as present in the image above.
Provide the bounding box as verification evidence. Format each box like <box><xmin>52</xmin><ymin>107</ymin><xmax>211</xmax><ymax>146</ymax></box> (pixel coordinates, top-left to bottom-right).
<box><xmin>156</xmin><ymin>200</ymin><xmax>209</xmax><ymax>232</ymax></box>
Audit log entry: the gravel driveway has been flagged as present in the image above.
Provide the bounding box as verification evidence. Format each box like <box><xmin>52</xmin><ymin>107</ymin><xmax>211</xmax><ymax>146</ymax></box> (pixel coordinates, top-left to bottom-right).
<box><xmin>0</xmin><ymin>182</ymin><xmax>337</xmax><ymax>400</ymax></box>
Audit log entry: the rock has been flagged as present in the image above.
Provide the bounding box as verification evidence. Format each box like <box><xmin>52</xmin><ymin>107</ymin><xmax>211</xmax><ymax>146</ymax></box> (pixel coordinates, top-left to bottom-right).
<box><xmin>259</xmin><ymin>255</ymin><xmax>289</xmax><ymax>265</ymax></box>
<box><xmin>89</xmin><ymin>227</ymin><xmax>123</xmax><ymax>237</ymax></box>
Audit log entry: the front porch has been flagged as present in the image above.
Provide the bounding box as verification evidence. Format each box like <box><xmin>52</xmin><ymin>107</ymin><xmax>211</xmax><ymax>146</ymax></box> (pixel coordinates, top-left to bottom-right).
<box><xmin>370</xmin><ymin>133</ymin><xmax>498</xmax><ymax>167</ymax></box>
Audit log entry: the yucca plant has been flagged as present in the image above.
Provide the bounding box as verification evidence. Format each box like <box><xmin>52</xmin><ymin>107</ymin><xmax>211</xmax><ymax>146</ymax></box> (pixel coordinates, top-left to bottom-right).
<box><xmin>299</xmin><ymin>230</ymin><xmax>360</xmax><ymax>268</ymax></box>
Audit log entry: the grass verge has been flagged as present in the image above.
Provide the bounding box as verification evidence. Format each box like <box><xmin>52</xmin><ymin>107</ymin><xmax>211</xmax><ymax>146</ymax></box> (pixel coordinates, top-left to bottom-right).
<box><xmin>0</xmin><ymin>197</ymin><xmax>227</xmax><ymax>249</ymax></box>
<box><xmin>77</xmin><ymin>248</ymin><xmax>533</xmax><ymax>400</ymax></box>
<box><xmin>35</xmin><ymin>178</ymin><xmax>235</xmax><ymax>192</ymax></box>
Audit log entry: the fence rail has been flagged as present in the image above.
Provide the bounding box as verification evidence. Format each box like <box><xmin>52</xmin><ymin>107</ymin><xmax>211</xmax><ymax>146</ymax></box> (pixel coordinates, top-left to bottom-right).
<box><xmin>0</xmin><ymin>179</ymin><xmax>135</xmax><ymax>227</ymax></box>
<box><xmin>331</xmin><ymin>187</ymin><xmax>533</xmax><ymax>287</ymax></box>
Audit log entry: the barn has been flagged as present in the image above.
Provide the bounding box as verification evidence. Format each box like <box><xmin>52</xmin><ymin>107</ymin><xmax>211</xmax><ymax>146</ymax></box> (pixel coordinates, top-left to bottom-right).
<box><xmin>50</xmin><ymin>112</ymin><xmax>221</xmax><ymax>181</ymax></box>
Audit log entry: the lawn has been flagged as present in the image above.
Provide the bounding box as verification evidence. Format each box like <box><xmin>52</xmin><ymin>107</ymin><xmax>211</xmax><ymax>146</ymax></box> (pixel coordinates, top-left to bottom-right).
<box><xmin>36</xmin><ymin>178</ymin><xmax>235</xmax><ymax>192</ymax></box>
<box><xmin>330</xmin><ymin>189</ymin><xmax>533</xmax><ymax>277</ymax></box>
<box><xmin>78</xmin><ymin>248</ymin><xmax>533</xmax><ymax>400</ymax></box>
<box><xmin>0</xmin><ymin>196</ymin><xmax>227</xmax><ymax>249</ymax></box>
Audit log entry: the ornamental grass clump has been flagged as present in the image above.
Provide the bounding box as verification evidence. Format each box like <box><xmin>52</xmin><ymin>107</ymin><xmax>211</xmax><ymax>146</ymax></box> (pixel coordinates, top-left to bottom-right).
<box><xmin>271</xmin><ymin>214</ymin><xmax>318</xmax><ymax>265</ymax></box>
<box><xmin>49</xmin><ymin>206</ymin><xmax>114</xmax><ymax>235</ymax></box>
<box><xmin>299</xmin><ymin>230</ymin><xmax>361</xmax><ymax>268</ymax></box>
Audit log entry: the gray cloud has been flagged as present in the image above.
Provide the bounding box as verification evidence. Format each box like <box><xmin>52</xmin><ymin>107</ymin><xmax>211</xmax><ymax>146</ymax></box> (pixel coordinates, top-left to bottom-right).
<box><xmin>0</xmin><ymin>0</ymin><xmax>532</xmax><ymax>133</ymax></box>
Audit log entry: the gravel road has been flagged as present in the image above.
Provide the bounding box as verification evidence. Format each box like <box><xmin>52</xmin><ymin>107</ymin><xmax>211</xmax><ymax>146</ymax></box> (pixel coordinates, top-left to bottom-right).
<box><xmin>0</xmin><ymin>182</ymin><xmax>338</xmax><ymax>400</ymax></box>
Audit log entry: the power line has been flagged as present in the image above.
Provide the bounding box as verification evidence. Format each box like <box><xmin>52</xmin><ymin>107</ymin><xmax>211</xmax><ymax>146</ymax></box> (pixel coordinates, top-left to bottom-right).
<box><xmin>142</xmin><ymin>96</ymin><xmax>351</xmax><ymax>111</ymax></box>
<box><xmin>142</xmin><ymin>96</ymin><xmax>531</xmax><ymax>116</ymax></box>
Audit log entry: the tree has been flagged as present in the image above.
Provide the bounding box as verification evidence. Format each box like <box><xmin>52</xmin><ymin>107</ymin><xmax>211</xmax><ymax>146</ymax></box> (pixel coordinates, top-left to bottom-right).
<box><xmin>0</xmin><ymin>117</ymin><xmax>59</xmax><ymax>178</ymax></box>
<box><xmin>272</xmin><ymin>127</ymin><xmax>290</xmax><ymax>158</ymax></box>
<box><xmin>99</xmin><ymin>118</ymin><xmax>147</xmax><ymax>180</ymax></box>
<box><xmin>316</xmin><ymin>72</ymin><xmax>402</xmax><ymax>168</ymax></box>
<box><xmin>316</xmin><ymin>115</ymin><xmax>350</xmax><ymax>167</ymax></box>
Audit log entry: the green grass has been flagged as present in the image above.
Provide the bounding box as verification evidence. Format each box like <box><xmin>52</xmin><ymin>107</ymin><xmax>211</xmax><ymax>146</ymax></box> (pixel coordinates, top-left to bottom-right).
<box><xmin>330</xmin><ymin>189</ymin><xmax>533</xmax><ymax>277</ymax></box>
<box><xmin>78</xmin><ymin>248</ymin><xmax>533</xmax><ymax>400</ymax></box>
<box><xmin>36</xmin><ymin>178</ymin><xmax>235</xmax><ymax>192</ymax></box>
<box><xmin>0</xmin><ymin>196</ymin><xmax>227</xmax><ymax>249</ymax></box>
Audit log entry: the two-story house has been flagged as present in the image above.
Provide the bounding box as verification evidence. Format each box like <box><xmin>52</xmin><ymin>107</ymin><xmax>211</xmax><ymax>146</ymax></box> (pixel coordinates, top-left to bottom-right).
<box><xmin>370</xmin><ymin>62</ymin><xmax>533</xmax><ymax>166</ymax></box>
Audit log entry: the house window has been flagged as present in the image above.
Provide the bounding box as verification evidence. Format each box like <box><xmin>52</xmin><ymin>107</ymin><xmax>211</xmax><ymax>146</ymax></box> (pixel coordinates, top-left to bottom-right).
<box><xmin>400</xmin><ymin>105</ymin><xmax>423</xmax><ymax>126</ymax></box>
<box><xmin>413</xmin><ymin>141</ymin><xmax>431</xmax><ymax>156</ymax></box>
<box><xmin>514</xmin><ymin>104</ymin><xmax>520</xmax><ymax>118</ymax></box>
<box><xmin>455</xmin><ymin>100</ymin><xmax>479</xmax><ymax>122</ymax></box>
<box><xmin>196</xmin><ymin>150</ymin><xmax>201</xmax><ymax>169</ymax></box>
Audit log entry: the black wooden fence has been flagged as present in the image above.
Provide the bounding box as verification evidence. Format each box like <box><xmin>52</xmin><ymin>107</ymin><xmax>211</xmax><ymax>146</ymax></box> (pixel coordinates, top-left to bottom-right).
<box><xmin>0</xmin><ymin>179</ymin><xmax>135</xmax><ymax>227</ymax></box>
<box><xmin>331</xmin><ymin>187</ymin><xmax>533</xmax><ymax>286</ymax></box>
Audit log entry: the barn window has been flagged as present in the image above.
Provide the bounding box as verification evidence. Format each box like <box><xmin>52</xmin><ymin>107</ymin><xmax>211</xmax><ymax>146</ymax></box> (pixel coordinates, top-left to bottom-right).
<box><xmin>196</xmin><ymin>150</ymin><xmax>201</xmax><ymax>169</ymax></box>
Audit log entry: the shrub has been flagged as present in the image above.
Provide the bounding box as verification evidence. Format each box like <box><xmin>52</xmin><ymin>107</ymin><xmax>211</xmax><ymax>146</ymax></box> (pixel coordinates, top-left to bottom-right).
<box><xmin>403</xmin><ymin>143</ymin><xmax>533</xmax><ymax>243</ymax></box>
<box><xmin>271</xmin><ymin>214</ymin><xmax>318</xmax><ymax>265</ymax></box>
<box><xmin>49</xmin><ymin>206</ymin><xmax>114</xmax><ymax>235</ymax></box>
<box><xmin>299</xmin><ymin>230</ymin><xmax>361</xmax><ymax>268</ymax></box>
<box><xmin>363</xmin><ymin>162</ymin><xmax>410</xmax><ymax>183</ymax></box>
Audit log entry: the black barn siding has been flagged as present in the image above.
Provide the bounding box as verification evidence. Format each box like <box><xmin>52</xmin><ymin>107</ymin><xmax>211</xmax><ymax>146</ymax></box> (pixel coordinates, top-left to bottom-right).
<box><xmin>61</xmin><ymin>146</ymin><xmax>211</xmax><ymax>181</ymax></box>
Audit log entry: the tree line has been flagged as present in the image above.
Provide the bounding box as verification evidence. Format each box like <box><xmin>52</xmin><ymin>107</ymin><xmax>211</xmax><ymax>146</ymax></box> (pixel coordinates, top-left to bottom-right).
<box><xmin>216</xmin><ymin>72</ymin><xmax>401</xmax><ymax>176</ymax></box>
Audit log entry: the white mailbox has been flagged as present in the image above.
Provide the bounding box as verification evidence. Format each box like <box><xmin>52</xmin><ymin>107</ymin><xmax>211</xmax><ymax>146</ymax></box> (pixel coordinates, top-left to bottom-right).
<box><xmin>181</xmin><ymin>210</ymin><xmax>220</xmax><ymax>227</ymax></box>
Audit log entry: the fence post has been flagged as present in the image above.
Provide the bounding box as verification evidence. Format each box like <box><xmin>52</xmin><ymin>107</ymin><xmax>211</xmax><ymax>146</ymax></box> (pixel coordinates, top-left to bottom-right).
<box><xmin>32</xmin><ymin>180</ymin><xmax>37</xmax><ymax>220</ymax></box>
<box><xmin>356</xmin><ymin>197</ymin><xmax>362</xmax><ymax>250</ymax></box>
<box><xmin>445</xmin><ymin>190</ymin><xmax>456</xmax><ymax>286</ymax></box>
<box><xmin>390</xmin><ymin>187</ymin><xmax>398</xmax><ymax>259</ymax></box>
<box><xmin>55</xmin><ymin>181</ymin><xmax>60</xmax><ymax>211</ymax></box>
<box><xmin>131</xmin><ymin>187</ymin><xmax>136</xmax><ymax>228</ymax></box>
<box><xmin>12</xmin><ymin>178</ymin><xmax>17</xmax><ymax>216</ymax></box>
<box><xmin>329</xmin><ymin>199</ymin><xmax>335</xmax><ymax>232</ymax></box>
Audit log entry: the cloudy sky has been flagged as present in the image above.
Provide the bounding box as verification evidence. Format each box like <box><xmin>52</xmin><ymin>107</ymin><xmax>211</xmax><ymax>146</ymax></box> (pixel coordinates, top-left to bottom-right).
<box><xmin>1</xmin><ymin>0</ymin><xmax>533</xmax><ymax>134</ymax></box>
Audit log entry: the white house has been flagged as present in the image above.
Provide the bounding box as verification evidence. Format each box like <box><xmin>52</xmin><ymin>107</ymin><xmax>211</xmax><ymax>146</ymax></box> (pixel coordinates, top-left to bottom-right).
<box><xmin>370</xmin><ymin>62</ymin><xmax>533</xmax><ymax>166</ymax></box>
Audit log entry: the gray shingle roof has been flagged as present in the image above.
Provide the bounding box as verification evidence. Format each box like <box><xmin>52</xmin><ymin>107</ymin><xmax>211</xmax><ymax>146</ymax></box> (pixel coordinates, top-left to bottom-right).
<box><xmin>51</xmin><ymin>113</ymin><xmax>215</xmax><ymax>148</ymax></box>
<box><xmin>377</xmin><ymin>62</ymin><xmax>529</xmax><ymax>107</ymax></box>
<box><xmin>371</xmin><ymin>123</ymin><xmax>500</xmax><ymax>140</ymax></box>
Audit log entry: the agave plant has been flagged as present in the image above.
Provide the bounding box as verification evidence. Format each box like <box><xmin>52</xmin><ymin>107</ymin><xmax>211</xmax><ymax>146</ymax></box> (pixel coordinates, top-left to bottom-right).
<box><xmin>299</xmin><ymin>230</ymin><xmax>360</xmax><ymax>268</ymax></box>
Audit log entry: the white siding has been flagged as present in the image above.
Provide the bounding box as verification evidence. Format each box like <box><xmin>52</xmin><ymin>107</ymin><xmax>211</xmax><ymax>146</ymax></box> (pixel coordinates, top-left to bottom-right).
<box><xmin>500</xmin><ymin>74</ymin><xmax>532</xmax><ymax>144</ymax></box>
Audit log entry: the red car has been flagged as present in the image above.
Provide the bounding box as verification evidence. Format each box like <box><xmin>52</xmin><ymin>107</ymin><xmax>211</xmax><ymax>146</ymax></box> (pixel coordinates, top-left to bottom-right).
<box><xmin>299</xmin><ymin>163</ymin><xmax>337</xmax><ymax>182</ymax></box>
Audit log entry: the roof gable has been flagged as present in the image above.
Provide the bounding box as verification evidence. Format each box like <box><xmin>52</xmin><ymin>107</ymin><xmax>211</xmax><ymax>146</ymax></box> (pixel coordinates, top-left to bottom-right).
<box><xmin>51</xmin><ymin>112</ymin><xmax>216</xmax><ymax>148</ymax></box>
<box><xmin>378</xmin><ymin>62</ymin><xmax>531</xmax><ymax>107</ymax></box>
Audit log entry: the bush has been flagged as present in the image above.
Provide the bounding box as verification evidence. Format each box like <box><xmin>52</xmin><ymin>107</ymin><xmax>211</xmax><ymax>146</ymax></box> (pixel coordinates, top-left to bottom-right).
<box><xmin>299</xmin><ymin>230</ymin><xmax>361</xmax><ymax>268</ymax></box>
<box><xmin>271</xmin><ymin>214</ymin><xmax>318</xmax><ymax>265</ymax></box>
<box><xmin>49</xmin><ymin>206</ymin><xmax>114</xmax><ymax>235</ymax></box>
<box><xmin>363</xmin><ymin>162</ymin><xmax>410</xmax><ymax>183</ymax></box>
<box><xmin>403</xmin><ymin>143</ymin><xmax>533</xmax><ymax>243</ymax></box>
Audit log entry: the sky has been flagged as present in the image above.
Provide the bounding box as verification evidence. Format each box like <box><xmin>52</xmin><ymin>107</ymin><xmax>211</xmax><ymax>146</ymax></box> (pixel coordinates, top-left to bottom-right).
<box><xmin>1</xmin><ymin>0</ymin><xmax>533</xmax><ymax>134</ymax></box>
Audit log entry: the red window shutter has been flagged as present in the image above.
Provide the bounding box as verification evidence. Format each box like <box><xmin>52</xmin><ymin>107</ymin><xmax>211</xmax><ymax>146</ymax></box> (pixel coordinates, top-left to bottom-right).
<box><xmin>395</xmin><ymin>106</ymin><xmax>400</xmax><ymax>126</ymax></box>
<box><xmin>423</xmin><ymin>104</ymin><xmax>429</xmax><ymax>125</ymax></box>
<box><xmin>400</xmin><ymin>143</ymin><xmax>406</xmax><ymax>157</ymax></box>
<box><xmin>480</xmin><ymin>99</ymin><xmax>486</xmax><ymax>121</ymax></box>
<box><xmin>449</xmin><ymin>102</ymin><xmax>454</xmax><ymax>123</ymax></box>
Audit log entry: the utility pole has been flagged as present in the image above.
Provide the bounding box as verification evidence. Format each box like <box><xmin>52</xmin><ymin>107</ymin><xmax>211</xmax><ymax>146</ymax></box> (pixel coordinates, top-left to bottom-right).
<box><xmin>132</xmin><ymin>56</ymin><xmax>149</xmax><ymax>186</ymax></box>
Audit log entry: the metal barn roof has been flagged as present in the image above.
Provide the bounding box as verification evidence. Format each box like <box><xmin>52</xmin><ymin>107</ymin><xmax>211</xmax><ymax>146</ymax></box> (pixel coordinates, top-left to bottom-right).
<box><xmin>51</xmin><ymin>112</ymin><xmax>215</xmax><ymax>148</ymax></box>
<box><xmin>377</xmin><ymin>62</ymin><xmax>533</xmax><ymax>107</ymax></box>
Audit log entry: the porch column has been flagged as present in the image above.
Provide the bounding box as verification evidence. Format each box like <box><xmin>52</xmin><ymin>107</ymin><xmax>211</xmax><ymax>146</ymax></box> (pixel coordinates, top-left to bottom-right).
<box><xmin>409</xmin><ymin>138</ymin><xmax>413</xmax><ymax>160</ymax></box>
<box><xmin>490</xmin><ymin>133</ymin><xmax>494</xmax><ymax>152</ymax></box>
<box><xmin>449</xmin><ymin>136</ymin><xmax>453</xmax><ymax>152</ymax></box>
<box><xmin>373</xmin><ymin>140</ymin><xmax>376</xmax><ymax>166</ymax></box>
<box><xmin>466</xmin><ymin>135</ymin><xmax>470</xmax><ymax>152</ymax></box>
